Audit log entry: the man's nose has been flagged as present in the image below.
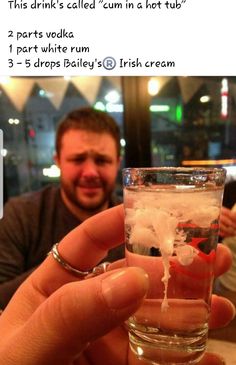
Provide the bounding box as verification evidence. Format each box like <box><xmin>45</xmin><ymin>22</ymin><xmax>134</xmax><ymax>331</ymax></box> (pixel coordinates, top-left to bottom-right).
<box><xmin>80</xmin><ymin>159</ymin><xmax>99</xmax><ymax>178</ymax></box>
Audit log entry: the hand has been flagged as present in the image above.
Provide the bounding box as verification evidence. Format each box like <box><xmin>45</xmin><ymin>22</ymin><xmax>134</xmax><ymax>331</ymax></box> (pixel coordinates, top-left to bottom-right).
<box><xmin>219</xmin><ymin>206</ymin><xmax>236</xmax><ymax>237</ymax></box>
<box><xmin>0</xmin><ymin>205</ymin><xmax>235</xmax><ymax>365</ymax></box>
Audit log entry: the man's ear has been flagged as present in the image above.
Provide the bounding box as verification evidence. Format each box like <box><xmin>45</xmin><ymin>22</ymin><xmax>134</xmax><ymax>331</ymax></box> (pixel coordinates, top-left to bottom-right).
<box><xmin>53</xmin><ymin>153</ymin><xmax>60</xmax><ymax>168</ymax></box>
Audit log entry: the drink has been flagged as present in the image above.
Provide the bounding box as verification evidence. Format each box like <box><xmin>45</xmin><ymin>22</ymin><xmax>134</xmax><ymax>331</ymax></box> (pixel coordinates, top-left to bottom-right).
<box><xmin>123</xmin><ymin>168</ymin><xmax>226</xmax><ymax>364</ymax></box>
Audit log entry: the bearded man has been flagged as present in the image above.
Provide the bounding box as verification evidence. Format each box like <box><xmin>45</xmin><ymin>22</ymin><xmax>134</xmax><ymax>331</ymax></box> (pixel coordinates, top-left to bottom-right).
<box><xmin>0</xmin><ymin>107</ymin><xmax>123</xmax><ymax>308</ymax></box>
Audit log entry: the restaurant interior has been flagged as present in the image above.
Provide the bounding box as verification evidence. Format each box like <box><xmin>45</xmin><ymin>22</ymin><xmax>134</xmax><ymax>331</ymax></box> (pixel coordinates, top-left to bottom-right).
<box><xmin>1</xmin><ymin>76</ymin><xmax>236</xmax><ymax>201</ymax></box>
<box><xmin>0</xmin><ymin>76</ymin><xmax>236</xmax><ymax>361</ymax></box>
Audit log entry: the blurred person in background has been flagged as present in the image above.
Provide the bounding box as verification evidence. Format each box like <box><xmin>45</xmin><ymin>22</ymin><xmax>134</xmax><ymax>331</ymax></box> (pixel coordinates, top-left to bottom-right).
<box><xmin>217</xmin><ymin>179</ymin><xmax>236</xmax><ymax>303</ymax></box>
<box><xmin>0</xmin><ymin>107</ymin><xmax>123</xmax><ymax>309</ymax></box>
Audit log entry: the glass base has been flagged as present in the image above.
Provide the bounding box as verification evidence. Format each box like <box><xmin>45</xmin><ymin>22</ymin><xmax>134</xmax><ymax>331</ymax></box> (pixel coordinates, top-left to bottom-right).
<box><xmin>129</xmin><ymin>328</ymin><xmax>207</xmax><ymax>365</ymax></box>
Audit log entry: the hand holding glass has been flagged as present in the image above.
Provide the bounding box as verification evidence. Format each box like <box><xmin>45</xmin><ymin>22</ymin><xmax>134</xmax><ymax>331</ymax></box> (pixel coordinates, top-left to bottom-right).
<box><xmin>123</xmin><ymin>167</ymin><xmax>226</xmax><ymax>365</ymax></box>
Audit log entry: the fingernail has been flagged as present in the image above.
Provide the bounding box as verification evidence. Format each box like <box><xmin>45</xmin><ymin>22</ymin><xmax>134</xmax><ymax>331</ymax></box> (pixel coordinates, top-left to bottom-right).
<box><xmin>102</xmin><ymin>267</ymin><xmax>149</xmax><ymax>309</ymax></box>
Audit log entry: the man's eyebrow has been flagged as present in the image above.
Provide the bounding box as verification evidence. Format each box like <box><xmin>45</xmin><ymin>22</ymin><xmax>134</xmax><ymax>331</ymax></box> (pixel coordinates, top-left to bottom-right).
<box><xmin>95</xmin><ymin>152</ymin><xmax>111</xmax><ymax>158</ymax></box>
<box><xmin>66</xmin><ymin>152</ymin><xmax>87</xmax><ymax>160</ymax></box>
<box><xmin>69</xmin><ymin>152</ymin><xmax>87</xmax><ymax>157</ymax></box>
<box><xmin>68</xmin><ymin>151</ymin><xmax>111</xmax><ymax>158</ymax></box>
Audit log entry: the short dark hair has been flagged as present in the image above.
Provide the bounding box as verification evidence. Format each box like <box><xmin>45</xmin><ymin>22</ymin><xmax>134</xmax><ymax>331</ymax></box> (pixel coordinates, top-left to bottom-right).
<box><xmin>55</xmin><ymin>107</ymin><xmax>120</xmax><ymax>156</ymax></box>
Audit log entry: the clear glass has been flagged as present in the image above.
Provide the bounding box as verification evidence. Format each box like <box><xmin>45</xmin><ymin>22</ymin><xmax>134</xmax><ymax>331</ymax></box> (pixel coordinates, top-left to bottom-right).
<box><xmin>123</xmin><ymin>167</ymin><xmax>226</xmax><ymax>365</ymax></box>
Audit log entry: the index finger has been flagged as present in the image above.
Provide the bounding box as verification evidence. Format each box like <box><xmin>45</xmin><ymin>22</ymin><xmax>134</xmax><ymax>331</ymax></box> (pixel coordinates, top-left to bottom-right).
<box><xmin>32</xmin><ymin>204</ymin><xmax>125</xmax><ymax>296</ymax></box>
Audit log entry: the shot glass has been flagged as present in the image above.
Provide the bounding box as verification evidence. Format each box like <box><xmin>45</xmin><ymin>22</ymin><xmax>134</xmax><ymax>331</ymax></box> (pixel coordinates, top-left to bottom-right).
<box><xmin>123</xmin><ymin>167</ymin><xmax>226</xmax><ymax>365</ymax></box>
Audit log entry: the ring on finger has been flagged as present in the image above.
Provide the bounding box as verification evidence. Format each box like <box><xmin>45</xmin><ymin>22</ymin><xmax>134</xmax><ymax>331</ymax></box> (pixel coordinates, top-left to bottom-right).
<box><xmin>49</xmin><ymin>243</ymin><xmax>110</xmax><ymax>279</ymax></box>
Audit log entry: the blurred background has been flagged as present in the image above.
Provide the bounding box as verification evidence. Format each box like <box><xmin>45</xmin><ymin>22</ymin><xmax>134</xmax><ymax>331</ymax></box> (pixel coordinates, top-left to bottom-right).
<box><xmin>1</xmin><ymin>76</ymin><xmax>236</xmax><ymax>202</ymax></box>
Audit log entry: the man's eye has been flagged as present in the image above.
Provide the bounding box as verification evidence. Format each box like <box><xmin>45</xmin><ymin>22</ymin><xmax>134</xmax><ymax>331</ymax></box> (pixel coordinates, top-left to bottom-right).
<box><xmin>96</xmin><ymin>158</ymin><xmax>110</xmax><ymax>165</ymax></box>
<box><xmin>71</xmin><ymin>157</ymin><xmax>85</xmax><ymax>163</ymax></box>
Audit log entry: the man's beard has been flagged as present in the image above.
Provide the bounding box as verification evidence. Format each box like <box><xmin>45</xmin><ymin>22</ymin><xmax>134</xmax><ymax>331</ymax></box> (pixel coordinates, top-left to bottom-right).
<box><xmin>62</xmin><ymin>180</ymin><xmax>113</xmax><ymax>213</ymax></box>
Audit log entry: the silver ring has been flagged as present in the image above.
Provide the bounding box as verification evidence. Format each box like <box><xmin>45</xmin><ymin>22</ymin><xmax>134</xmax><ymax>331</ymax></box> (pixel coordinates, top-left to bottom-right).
<box><xmin>50</xmin><ymin>243</ymin><xmax>110</xmax><ymax>279</ymax></box>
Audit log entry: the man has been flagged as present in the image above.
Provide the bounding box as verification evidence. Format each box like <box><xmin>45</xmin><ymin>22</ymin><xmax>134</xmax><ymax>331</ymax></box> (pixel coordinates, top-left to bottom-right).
<box><xmin>219</xmin><ymin>179</ymin><xmax>236</xmax><ymax>238</ymax></box>
<box><xmin>216</xmin><ymin>179</ymin><xmax>236</xmax><ymax>299</ymax></box>
<box><xmin>0</xmin><ymin>107</ymin><xmax>123</xmax><ymax>308</ymax></box>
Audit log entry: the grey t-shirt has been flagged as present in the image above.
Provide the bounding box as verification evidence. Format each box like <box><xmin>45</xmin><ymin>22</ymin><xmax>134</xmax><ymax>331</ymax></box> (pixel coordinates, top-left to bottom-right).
<box><xmin>0</xmin><ymin>185</ymin><xmax>124</xmax><ymax>308</ymax></box>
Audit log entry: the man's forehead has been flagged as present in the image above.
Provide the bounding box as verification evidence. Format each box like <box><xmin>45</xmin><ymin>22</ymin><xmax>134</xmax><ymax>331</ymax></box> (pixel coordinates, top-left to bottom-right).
<box><xmin>61</xmin><ymin>129</ymin><xmax>117</xmax><ymax>154</ymax></box>
<box><xmin>62</xmin><ymin>129</ymin><xmax>114</xmax><ymax>142</ymax></box>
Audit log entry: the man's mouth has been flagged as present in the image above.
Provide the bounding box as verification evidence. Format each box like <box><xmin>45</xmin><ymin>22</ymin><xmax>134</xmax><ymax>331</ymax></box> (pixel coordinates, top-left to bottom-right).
<box><xmin>78</xmin><ymin>181</ymin><xmax>103</xmax><ymax>190</ymax></box>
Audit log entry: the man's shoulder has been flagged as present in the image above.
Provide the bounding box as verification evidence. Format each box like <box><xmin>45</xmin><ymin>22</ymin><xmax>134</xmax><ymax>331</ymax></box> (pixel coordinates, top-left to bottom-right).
<box><xmin>223</xmin><ymin>180</ymin><xmax>236</xmax><ymax>208</ymax></box>
<box><xmin>6</xmin><ymin>185</ymin><xmax>60</xmax><ymax>208</ymax></box>
<box><xmin>224</xmin><ymin>180</ymin><xmax>236</xmax><ymax>197</ymax></box>
<box><xmin>225</xmin><ymin>180</ymin><xmax>236</xmax><ymax>189</ymax></box>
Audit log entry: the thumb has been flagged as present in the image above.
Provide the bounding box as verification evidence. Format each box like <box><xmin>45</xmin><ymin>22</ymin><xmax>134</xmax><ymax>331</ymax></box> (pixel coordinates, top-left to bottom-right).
<box><xmin>3</xmin><ymin>267</ymin><xmax>148</xmax><ymax>365</ymax></box>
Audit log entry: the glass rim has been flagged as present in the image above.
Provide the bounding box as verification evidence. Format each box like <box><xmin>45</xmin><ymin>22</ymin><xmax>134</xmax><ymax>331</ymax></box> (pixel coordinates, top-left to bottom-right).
<box><xmin>123</xmin><ymin>166</ymin><xmax>226</xmax><ymax>175</ymax></box>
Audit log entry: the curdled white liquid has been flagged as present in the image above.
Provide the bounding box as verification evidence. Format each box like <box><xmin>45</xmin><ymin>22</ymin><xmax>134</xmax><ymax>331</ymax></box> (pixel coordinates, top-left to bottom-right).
<box><xmin>125</xmin><ymin>188</ymin><xmax>222</xmax><ymax>311</ymax></box>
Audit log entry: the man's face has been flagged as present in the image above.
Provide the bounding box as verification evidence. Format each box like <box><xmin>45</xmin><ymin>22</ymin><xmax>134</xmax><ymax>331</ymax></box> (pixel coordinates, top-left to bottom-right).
<box><xmin>55</xmin><ymin>129</ymin><xmax>120</xmax><ymax>214</ymax></box>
